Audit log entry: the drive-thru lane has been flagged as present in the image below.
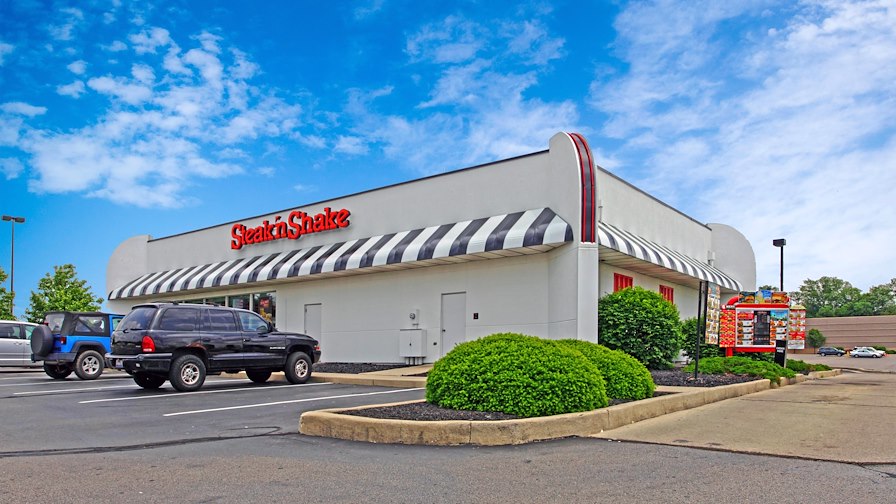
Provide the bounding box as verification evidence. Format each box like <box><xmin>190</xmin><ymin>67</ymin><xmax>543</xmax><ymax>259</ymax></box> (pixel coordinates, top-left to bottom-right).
<box><xmin>0</xmin><ymin>370</ymin><xmax>425</xmax><ymax>455</ymax></box>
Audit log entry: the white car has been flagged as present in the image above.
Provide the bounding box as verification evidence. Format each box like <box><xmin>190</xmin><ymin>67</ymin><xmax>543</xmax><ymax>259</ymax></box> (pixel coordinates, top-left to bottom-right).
<box><xmin>851</xmin><ymin>347</ymin><xmax>884</xmax><ymax>358</ymax></box>
<box><xmin>0</xmin><ymin>320</ymin><xmax>41</xmax><ymax>367</ymax></box>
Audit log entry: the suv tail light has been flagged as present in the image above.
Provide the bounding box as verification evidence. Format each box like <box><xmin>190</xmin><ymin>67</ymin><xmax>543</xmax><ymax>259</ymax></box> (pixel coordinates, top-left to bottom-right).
<box><xmin>60</xmin><ymin>335</ymin><xmax>67</xmax><ymax>345</ymax></box>
<box><xmin>141</xmin><ymin>335</ymin><xmax>156</xmax><ymax>353</ymax></box>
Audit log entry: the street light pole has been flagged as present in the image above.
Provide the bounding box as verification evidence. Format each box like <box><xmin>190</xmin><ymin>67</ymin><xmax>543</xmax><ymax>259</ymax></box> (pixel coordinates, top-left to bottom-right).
<box><xmin>2</xmin><ymin>215</ymin><xmax>26</xmax><ymax>317</ymax></box>
<box><xmin>773</xmin><ymin>238</ymin><xmax>786</xmax><ymax>292</ymax></box>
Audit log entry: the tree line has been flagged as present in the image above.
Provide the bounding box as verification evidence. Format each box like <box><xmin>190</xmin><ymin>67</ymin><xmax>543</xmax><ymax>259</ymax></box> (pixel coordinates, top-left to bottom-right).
<box><xmin>0</xmin><ymin>264</ymin><xmax>103</xmax><ymax>321</ymax></box>
<box><xmin>789</xmin><ymin>276</ymin><xmax>896</xmax><ymax>318</ymax></box>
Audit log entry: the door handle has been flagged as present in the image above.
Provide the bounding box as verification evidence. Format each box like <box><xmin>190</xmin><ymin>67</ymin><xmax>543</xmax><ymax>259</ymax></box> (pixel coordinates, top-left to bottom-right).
<box><xmin>242</xmin><ymin>338</ymin><xmax>252</xmax><ymax>342</ymax></box>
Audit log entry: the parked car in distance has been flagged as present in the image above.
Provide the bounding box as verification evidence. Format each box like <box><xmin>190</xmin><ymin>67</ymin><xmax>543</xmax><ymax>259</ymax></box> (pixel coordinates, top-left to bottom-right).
<box><xmin>30</xmin><ymin>311</ymin><xmax>124</xmax><ymax>379</ymax></box>
<box><xmin>0</xmin><ymin>320</ymin><xmax>41</xmax><ymax>367</ymax></box>
<box><xmin>852</xmin><ymin>346</ymin><xmax>885</xmax><ymax>357</ymax></box>
<box><xmin>107</xmin><ymin>302</ymin><xmax>321</xmax><ymax>392</ymax></box>
<box><xmin>850</xmin><ymin>347</ymin><xmax>883</xmax><ymax>358</ymax></box>
<box><xmin>817</xmin><ymin>347</ymin><xmax>845</xmax><ymax>356</ymax></box>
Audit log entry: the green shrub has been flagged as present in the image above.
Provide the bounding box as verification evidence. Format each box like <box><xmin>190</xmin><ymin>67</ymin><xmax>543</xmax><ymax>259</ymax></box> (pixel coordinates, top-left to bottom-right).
<box><xmin>679</xmin><ymin>317</ymin><xmax>722</xmax><ymax>360</ymax></box>
<box><xmin>786</xmin><ymin>359</ymin><xmax>832</xmax><ymax>373</ymax></box>
<box><xmin>557</xmin><ymin>339</ymin><xmax>655</xmax><ymax>400</ymax></box>
<box><xmin>684</xmin><ymin>356</ymin><xmax>796</xmax><ymax>383</ymax></box>
<box><xmin>733</xmin><ymin>351</ymin><xmax>774</xmax><ymax>363</ymax></box>
<box><xmin>887</xmin><ymin>349</ymin><xmax>896</xmax><ymax>355</ymax></box>
<box><xmin>598</xmin><ymin>287</ymin><xmax>682</xmax><ymax>369</ymax></box>
<box><xmin>872</xmin><ymin>345</ymin><xmax>887</xmax><ymax>352</ymax></box>
<box><xmin>425</xmin><ymin>333</ymin><xmax>609</xmax><ymax>417</ymax></box>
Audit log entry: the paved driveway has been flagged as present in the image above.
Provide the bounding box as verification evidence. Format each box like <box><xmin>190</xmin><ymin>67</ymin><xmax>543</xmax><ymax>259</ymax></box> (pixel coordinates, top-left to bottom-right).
<box><xmin>594</xmin><ymin>369</ymin><xmax>896</xmax><ymax>464</ymax></box>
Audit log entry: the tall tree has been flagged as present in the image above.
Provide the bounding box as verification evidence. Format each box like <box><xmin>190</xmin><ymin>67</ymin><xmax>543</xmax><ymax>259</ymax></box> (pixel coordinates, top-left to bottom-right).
<box><xmin>793</xmin><ymin>276</ymin><xmax>863</xmax><ymax>318</ymax></box>
<box><xmin>24</xmin><ymin>264</ymin><xmax>103</xmax><ymax>323</ymax></box>
<box><xmin>864</xmin><ymin>279</ymin><xmax>896</xmax><ymax>315</ymax></box>
<box><xmin>0</xmin><ymin>267</ymin><xmax>14</xmax><ymax>320</ymax></box>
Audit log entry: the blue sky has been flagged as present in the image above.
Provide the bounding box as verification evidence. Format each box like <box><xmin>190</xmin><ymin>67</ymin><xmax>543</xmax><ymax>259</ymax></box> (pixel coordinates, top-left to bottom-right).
<box><xmin>1</xmin><ymin>0</ymin><xmax>895</xmax><ymax>317</ymax></box>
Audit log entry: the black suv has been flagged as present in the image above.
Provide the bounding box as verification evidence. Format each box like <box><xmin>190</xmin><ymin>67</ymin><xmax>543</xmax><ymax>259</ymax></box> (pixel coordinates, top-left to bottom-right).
<box><xmin>107</xmin><ymin>302</ymin><xmax>321</xmax><ymax>392</ymax></box>
<box><xmin>817</xmin><ymin>347</ymin><xmax>845</xmax><ymax>356</ymax></box>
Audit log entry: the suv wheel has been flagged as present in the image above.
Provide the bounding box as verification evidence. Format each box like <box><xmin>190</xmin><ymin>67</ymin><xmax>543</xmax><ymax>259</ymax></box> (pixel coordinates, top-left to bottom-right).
<box><xmin>169</xmin><ymin>354</ymin><xmax>206</xmax><ymax>392</ymax></box>
<box><xmin>43</xmin><ymin>362</ymin><xmax>72</xmax><ymax>379</ymax></box>
<box><xmin>246</xmin><ymin>369</ymin><xmax>272</xmax><ymax>384</ymax></box>
<box><xmin>284</xmin><ymin>352</ymin><xmax>312</xmax><ymax>384</ymax></box>
<box><xmin>133</xmin><ymin>373</ymin><xmax>166</xmax><ymax>389</ymax></box>
<box><xmin>74</xmin><ymin>350</ymin><xmax>104</xmax><ymax>380</ymax></box>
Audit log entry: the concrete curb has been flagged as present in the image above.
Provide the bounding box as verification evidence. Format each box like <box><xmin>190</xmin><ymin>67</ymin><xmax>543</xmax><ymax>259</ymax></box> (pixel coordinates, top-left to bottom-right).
<box><xmin>299</xmin><ymin>370</ymin><xmax>841</xmax><ymax>445</ymax></box>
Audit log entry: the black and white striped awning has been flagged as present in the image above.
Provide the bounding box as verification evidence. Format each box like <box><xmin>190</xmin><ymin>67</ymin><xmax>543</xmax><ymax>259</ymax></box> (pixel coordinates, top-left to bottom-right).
<box><xmin>109</xmin><ymin>208</ymin><xmax>573</xmax><ymax>300</ymax></box>
<box><xmin>597</xmin><ymin>222</ymin><xmax>742</xmax><ymax>291</ymax></box>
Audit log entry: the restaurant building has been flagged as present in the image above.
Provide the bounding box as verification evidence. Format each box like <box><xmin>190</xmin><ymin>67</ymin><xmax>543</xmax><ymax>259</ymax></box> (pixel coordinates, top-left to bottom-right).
<box><xmin>106</xmin><ymin>132</ymin><xmax>756</xmax><ymax>363</ymax></box>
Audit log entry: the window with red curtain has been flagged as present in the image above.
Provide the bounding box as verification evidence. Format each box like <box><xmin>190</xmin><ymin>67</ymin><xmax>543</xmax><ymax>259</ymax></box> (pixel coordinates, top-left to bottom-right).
<box><xmin>613</xmin><ymin>273</ymin><xmax>633</xmax><ymax>292</ymax></box>
<box><xmin>659</xmin><ymin>285</ymin><xmax>674</xmax><ymax>303</ymax></box>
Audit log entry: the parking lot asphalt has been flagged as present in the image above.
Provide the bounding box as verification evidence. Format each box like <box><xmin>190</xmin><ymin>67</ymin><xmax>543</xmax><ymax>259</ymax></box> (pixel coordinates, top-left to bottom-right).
<box><xmin>0</xmin><ymin>369</ymin><xmax>424</xmax><ymax>455</ymax></box>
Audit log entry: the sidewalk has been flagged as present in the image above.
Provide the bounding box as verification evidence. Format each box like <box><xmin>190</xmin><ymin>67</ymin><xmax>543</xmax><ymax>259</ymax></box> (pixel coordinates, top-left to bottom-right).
<box><xmin>592</xmin><ymin>370</ymin><xmax>896</xmax><ymax>464</ymax></box>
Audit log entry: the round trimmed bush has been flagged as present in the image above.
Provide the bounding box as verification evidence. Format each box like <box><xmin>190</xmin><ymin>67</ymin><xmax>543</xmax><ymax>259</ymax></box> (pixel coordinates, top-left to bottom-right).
<box><xmin>558</xmin><ymin>339</ymin><xmax>655</xmax><ymax>400</ymax></box>
<box><xmin>598</xmin><ymin>287</ymin><xmax>682</xmax><ymax>369</ymax></box>
<box><xmin>425</xmin><ymin>333</ymin><xmax>609</xmax><ymax>417</ymax></box>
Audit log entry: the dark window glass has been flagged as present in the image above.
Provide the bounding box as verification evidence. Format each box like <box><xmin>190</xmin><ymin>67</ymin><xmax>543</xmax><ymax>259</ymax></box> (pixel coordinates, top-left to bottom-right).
<box><xmin>73</xmin><ymin>315</ymin><xmax>107</xmax><ymax>335</ymax></box>
<box><xmin>237</xmin><ymin>311</ymin><xmax>268</xmax><ymax>332</ymax></box>
<box><xmin>206</xmin><ymin>309</ymin><xmax>238</xmax><ymax>331</ymax></box>
<box><xmin>158</xmin><ymin>307</ymin><xmax>199</xmax><ymax>332</ymax></box>
<box><xmin>0</xmin><ymin>323</ymin><xmax>21</xmax><ymax>339</ymax></box>
<box><xmin>119</xmin><ymin>307</ymin><xmax>157</xmax><ymax>331</ymax></box>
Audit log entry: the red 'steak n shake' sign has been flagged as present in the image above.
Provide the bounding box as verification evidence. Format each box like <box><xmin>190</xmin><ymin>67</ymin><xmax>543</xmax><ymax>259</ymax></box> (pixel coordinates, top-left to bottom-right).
<box><xmin>231</xmin><ymin>207</ymin><xmax>351</xmax><ymax>250</ymax></box>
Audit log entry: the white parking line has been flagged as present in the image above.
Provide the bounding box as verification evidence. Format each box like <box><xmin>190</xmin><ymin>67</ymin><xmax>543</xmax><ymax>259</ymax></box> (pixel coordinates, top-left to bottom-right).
<box><xmin>11</xmin><ymin>377</ymin><xmax>253</xmax><ymax>396</ymax></box>
<box><xmin>163</xmin><ymin>387</ymin><xmax>425</xmax><ymax>417</ymax></box>
<box><xmin>79</xmin><ymin>382</ymin><xmax>334</xmax><ymax>403</ymax></box>
<box><xmin>14</xmin><ymin>384</ymin><xmax>139</xmax><ymax>395</ymax></box>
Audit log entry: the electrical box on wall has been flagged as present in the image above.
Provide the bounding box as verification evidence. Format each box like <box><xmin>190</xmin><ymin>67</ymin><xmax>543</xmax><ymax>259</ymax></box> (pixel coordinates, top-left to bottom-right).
<box><xmin>399</xmin><ymin>329</ymin><xmax>426</xmax><ymax>358</ymax></box>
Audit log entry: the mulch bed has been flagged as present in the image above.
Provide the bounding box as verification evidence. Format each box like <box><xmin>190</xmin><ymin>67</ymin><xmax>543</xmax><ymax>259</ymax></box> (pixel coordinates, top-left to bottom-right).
<box><xmin>314</xmin><ymin>363</ymin><xmax>760</xmax><ymax>422</ymax></box>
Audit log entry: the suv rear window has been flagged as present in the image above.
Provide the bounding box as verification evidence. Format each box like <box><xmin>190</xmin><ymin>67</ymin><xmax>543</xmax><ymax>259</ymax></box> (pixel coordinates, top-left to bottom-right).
<box><xmin>158</xmin><ymin>307</ymin><xmax>200</xmax><ymax>331</ymax></box>
<box><xmin>119</xmin><ymin>307</ymin><xmax>158</xmax><ymax>331</ymax></box>
<box><xmin>72</xmin><ymin>315</ymin><xmax>108</xmax><ymax>335</ymax></box>
<box><xmin>45</xmin><ymin>313</ymin><xmax>65</xmax><ymax>332</ymax></box>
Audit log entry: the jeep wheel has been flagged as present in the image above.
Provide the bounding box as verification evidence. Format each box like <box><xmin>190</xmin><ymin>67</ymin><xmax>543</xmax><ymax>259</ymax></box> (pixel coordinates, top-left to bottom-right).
<box><xmin>74</xmin><ymin>350</ymin><xmax>104</xmax><ymax>380</ymax></box>
<box><xmin>246</xmin><ymin>369</ymin><xmax>272</xmax><ymax>384</ymax></box>
<box><xmin>169</xmin><ymin>354</ymin><xmax>206</xmax><ymax>392</ymax></box>
<box><xmin>284</xmin><ymin>352</ymin><xmax>312</xmax><ymax>384</ymax></box>
<box><xmin>43</xmin><ymin>362</ymin><xmax>72</xmax><ymax>379</ymax></box>
<box><xmin>30</xmin><ymin>325</ymin><xmax>54</xmax><ymax>357</ymax></box>
<box><xmin>133</xmin><ymin>373</ymin><xmax>166</xmax><ymax>389</ymax></box>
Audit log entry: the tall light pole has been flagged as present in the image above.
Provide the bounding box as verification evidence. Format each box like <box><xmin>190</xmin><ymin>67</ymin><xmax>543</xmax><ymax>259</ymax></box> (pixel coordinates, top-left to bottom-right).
<box><xmin>2</xmin><ymin>215</ymin><xmax>25</xmax><ymax>317</ymax></box>
<box><xmin>773</xmin><ymin>238</ymin><xmax>786</xmax><ymax>292</ymax></box>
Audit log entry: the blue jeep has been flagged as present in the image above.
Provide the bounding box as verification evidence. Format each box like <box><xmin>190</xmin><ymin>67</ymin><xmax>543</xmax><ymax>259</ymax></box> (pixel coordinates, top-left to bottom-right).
<box><xmin>30</xmin><ymin>311</ymin><xmax>123</xmax><ymax>380</ymax></box>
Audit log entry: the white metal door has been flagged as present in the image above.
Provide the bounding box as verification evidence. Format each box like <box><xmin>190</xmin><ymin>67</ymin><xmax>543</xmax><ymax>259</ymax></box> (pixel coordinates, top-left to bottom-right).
<box><xmin>304</xmin><ymin>304</ymin><xmax>322</xmax><ymax>341</ymax></box>
<box><xmin>440</xmin><ymin>292</ymin><xmax>466</xmax><ymax>356</ymax></box>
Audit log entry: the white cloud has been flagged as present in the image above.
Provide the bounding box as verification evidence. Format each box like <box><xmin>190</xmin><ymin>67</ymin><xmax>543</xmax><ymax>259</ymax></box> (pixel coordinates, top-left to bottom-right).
<box><xmin>48</xmin><ymin>7</ymin><xmax>84</xmax><ymax>41</ymax></box>
<box><xmin>57</xmin><ymin>81</ymin><xmax>86</xmax><ymax>98</ymax></box>
<box><xmin>406</xmin><ymin>16</ymin><xmax>485</xmax><ymax>64</ymax></box>
<box><xmin>67</xmin><ymin>60</ymin><xmax>87</xmax><ymax>74</ymax></box>
<box><xmin>351</xmin><ymin>13</ymin><xmax>577</xmax><ymax>173</ymax></box>
<box><xmin>0</xmin><ymin>158</ymin><xmax>24</xmax><ymax>179</ymax></box>
<box><xmin>590</xmin><ymin>0</ymin><xmax>896</xmax><ymax>291</ymax></box>
<box><xmin>354</xmin><ymin>0</ymin><xmax>386</xmax><ymax>20</ymax></box>
<box><xmin>87</xmin><ymin>76</ymin><xmax>152</xmax><ymax>105</ymax></box>
<box><xmin>0</xmin><ymin>42</ymin><xmax>13</xmax><ymax>65</ymax></box>
<box><xmin>334</xmin><ymin>135</ymin><xmax>370</xmax><ymax>155</ymax></box>
<box><xmin>1</xmin><ymin>102</ymin><xmax>47</xmax><ymax>117</ymax></box>
<box><xmin>106</xmin><ymin>40</ymin><xmax>128</xmax><ymax>52</ymax></box>
<box><xmin>129</xmin><ymin>27</ymin><xmax>171</xmax><ymax>54</ymax></box>
<box><xmin>8</xmin><ymin>25</ymin><xmax>319</xmax><ymax>209</ymax></box>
